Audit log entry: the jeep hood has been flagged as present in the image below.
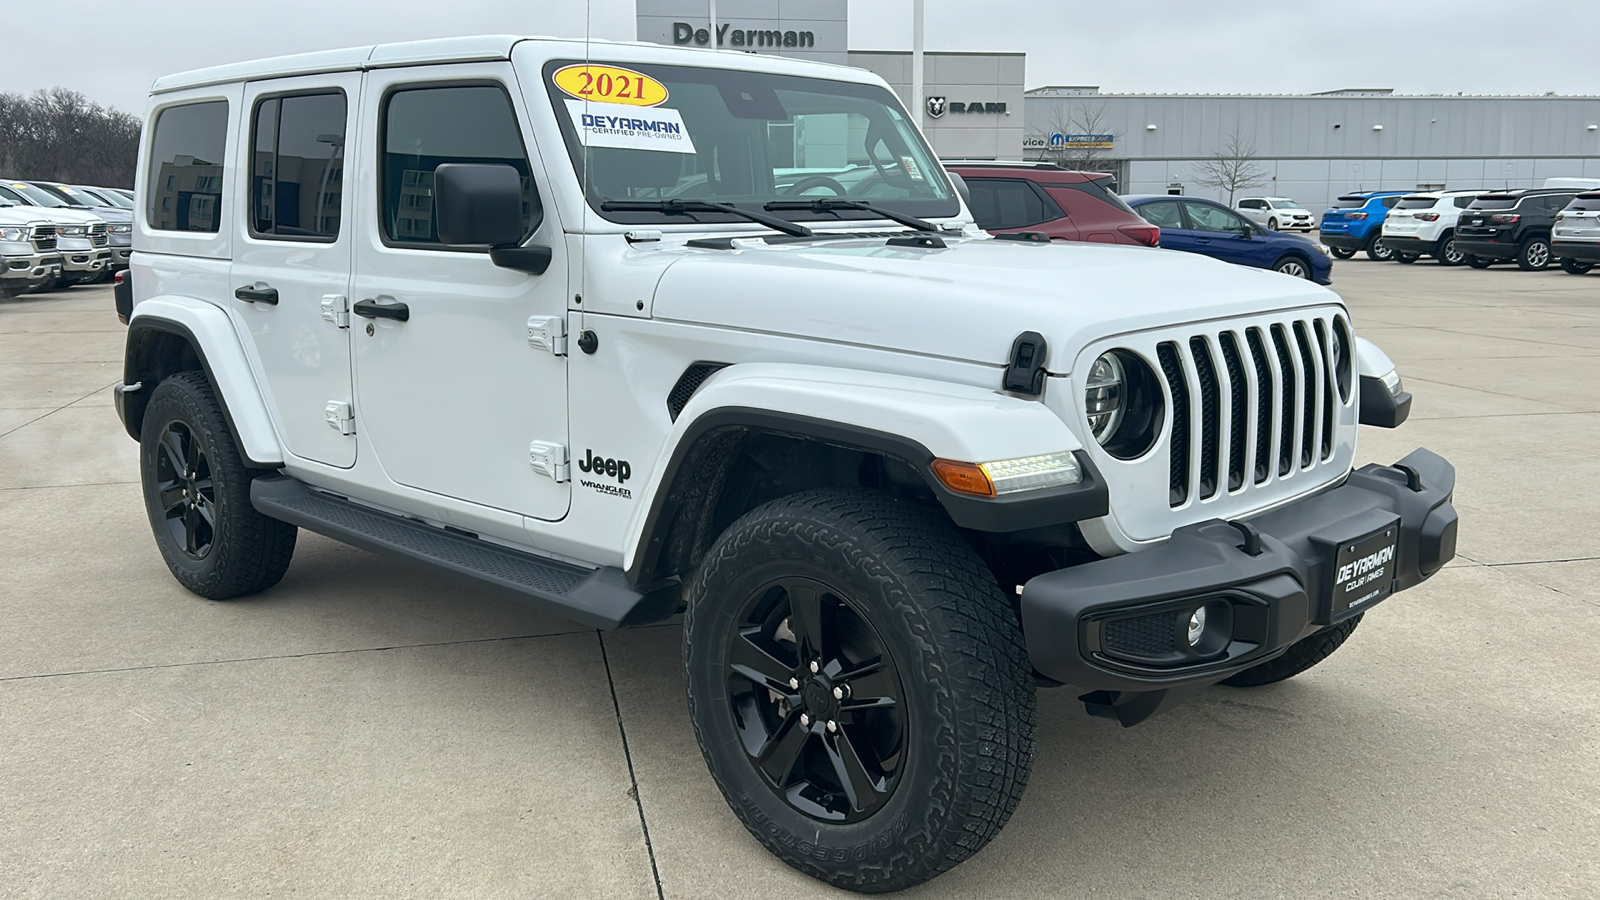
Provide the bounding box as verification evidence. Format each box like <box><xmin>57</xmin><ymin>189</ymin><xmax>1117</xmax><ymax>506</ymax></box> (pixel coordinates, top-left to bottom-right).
<box><xmin>648</xmin><ymin>236</ymin><xmax>1339</xmax><ymax>371</ymax></box>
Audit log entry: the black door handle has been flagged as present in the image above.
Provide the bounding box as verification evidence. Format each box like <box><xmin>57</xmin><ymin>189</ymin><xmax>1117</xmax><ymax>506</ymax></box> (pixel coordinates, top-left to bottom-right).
<box><xmin>353</xmin><ymin>296</ymin><xmax>410</xmax><ymax>322</ymax></box>
<box><xmin>234</xmin><ymin>283</ymin><xmax>279</xmax><ymax>305</ymax></box>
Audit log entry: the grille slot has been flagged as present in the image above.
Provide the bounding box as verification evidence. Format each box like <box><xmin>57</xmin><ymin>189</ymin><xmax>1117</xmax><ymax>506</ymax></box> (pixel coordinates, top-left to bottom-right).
<box><xmin>666</xmin><ymin>362</ymin><xmax>728</xmax><ymax>422</ymax></box>
<box><xmin>1156</xmin><ymin>342</ymin><xmax>1189</xmax><ymax>507</ymax></box>
<box><xmin>1218</xmin><ymin>332</ymin><xmax>1249</xmax><ymax>493</ymax></box>
<box><xmin>89</xmin><ymin>223</ymin><xmax>108</xmax><ymax>247</ymax></box>
<box><xmin>31</xmin><ymin>225</ymin><xmax>56</xmax><ymax>251</ymax></box>
<box><xmin>1158</xmin><ymin>315</ymin><xmax>1346</xmax><ymax>508</ymax></box>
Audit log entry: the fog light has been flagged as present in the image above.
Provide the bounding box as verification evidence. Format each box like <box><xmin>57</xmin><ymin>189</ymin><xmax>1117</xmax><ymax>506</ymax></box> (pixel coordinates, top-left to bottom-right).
<box><xmin>1187</xmin><ymin>608</ymin><xmax>1206</xmax><ymax>646</ymax></box>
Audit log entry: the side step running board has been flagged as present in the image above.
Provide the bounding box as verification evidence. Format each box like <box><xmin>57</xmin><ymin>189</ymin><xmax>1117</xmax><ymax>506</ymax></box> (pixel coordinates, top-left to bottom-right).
<box><xmin>250</xmin><ymin>476</ymin><xmax>676</xmax><ymax>630</ymax></box>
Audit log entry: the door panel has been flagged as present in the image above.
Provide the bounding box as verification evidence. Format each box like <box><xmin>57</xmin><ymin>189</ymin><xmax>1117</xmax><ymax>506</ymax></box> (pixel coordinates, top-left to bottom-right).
<box><xmin>1181</xmin><ymin>201</ymin><xmax>1259</xmax><ymax>267</ymax></box>
<box><xmin>230</xmin><ymin>74</ymin><xmax>360</xmax><ymax>468</ymax></box>
<box><xmin>350</xmin><ymin>64</ymin><xmax>571</xmax><ymax>522</ymax></box>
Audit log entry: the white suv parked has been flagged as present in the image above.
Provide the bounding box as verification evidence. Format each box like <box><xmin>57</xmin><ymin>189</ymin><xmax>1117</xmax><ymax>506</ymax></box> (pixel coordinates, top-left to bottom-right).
<box><xmin>1378</xmin><ymin>189</ymin><xmax>1484</xmax><ymax>266</ymax></box>
<box><xmin>114</xmin><ymin>36</ymin><xmax>1458</xmax><ymax>893</ymax></box>
<box><xmin>1235</xmin><ymin>197</ymin><xmax>1314</xmax><ymax>232</ymax></box>
<box><xmin>1553</xmin><ymin>191</ymin><xmax>1600</xmax><ymax>275</ymax></box>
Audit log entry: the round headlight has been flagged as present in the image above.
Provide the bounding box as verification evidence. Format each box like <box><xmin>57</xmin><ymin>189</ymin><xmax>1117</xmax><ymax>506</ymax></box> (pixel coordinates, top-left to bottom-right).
<box><xmin>1331</xmin><ymin>317</ymin><xmax>1353</xmax><ymax>402</ymax></box>
<box><xmin>1084</xmin><ymin>349</ymin><xmax>1165</xmax><ymax>460</ymax></box>
<box><xmin>1084</xmin><ymin>352</ymin><xmax>1125</xmax><ymax>444</ymax></box>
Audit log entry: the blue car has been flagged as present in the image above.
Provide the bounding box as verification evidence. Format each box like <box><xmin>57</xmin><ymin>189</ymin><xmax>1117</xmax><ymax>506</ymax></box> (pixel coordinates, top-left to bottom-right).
<box><xmin>1317</xmin><ymin>191</ymin><xmax>1409</xmax><ymax>260</ymax></box>
<box><xmin>1126</xmin><ymin>195</ymin><xmax>1334</xmax><ymax>284</ymax></box>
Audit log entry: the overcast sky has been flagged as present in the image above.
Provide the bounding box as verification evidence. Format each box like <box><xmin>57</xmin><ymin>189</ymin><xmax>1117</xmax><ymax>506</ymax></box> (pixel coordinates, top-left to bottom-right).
<box><xmin>2</xmin><ymin>0</ymin><xmax>1595</xmax><ymax>115</ymax></box>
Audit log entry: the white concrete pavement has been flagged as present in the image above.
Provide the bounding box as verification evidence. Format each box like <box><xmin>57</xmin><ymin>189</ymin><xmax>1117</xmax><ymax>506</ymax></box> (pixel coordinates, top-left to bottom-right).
<box><xmin>2</xmin><ymin>261</ymin><xmax>1597</xmax><ymax>898</ymax></box>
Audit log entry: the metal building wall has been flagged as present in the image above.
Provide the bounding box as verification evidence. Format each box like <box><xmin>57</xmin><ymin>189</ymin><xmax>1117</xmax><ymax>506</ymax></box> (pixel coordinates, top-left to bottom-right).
<box><xmin>1025</xmin><ymin>93</ymin><xmax>1600</xmax><ymax>210</ymax></box>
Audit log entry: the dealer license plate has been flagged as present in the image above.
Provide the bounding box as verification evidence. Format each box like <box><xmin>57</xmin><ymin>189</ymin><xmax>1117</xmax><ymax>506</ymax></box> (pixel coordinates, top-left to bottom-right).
<box><xmin>1329</xmin><ymin>525</ymin><xmax>1398</xmax><ymax>619</ymax></box>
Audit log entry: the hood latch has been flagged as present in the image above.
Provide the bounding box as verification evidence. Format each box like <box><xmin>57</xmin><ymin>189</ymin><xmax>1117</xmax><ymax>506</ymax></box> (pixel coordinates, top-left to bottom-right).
<box><xmin>1003</xmin><ymin>331</ymin><xmax>1048</xmax><ymax>396</ymax></box>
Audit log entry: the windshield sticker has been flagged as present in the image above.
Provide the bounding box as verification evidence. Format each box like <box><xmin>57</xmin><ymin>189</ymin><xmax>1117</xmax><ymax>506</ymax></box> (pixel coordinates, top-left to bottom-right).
<box><xmin>564</xmin><ymin>99</ymin><xmax>697</xmax><ymax>154</ymax></box>
<box><xmin>553</xmin><ymin>64</ymin><xmax>668</xmax><ymax>108</ymax></box>
<box><xmin>900</xmin><ymin>156</ymin><xmax>925</xmax><ymax>181</ymax></box>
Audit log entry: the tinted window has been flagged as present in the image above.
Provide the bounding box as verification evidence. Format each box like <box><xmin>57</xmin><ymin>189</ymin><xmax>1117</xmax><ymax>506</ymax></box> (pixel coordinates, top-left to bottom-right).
<box><xmin>1395</xmin><ymin>197</ymin><xmax>1437</xmax><ymax>210</ymax></box>
<box><xmin>1567</xmin><ymin>193</ymin><xmax>1600</xmax><ymax>212</ymax></box>
<box><xmin>1183</xmin><ymin>201</ymin><xmax>1249</xmax><ymax>234</ymax></box>
<box><xmin>1541</xmin><ymin>194</ymin><xmax>1577</xmax><ymax>212</ymax></box>
<box><xmin>251</xmin><ymin>92</ymin><xmax>347</xmax><ymax>240</ymax></box>
<box><xmin>381</xmin><ymin>85</ymin><xmax>533</xmax><ymax>245</ymax></box>
<box><xmin>1269</xmin><ymin>200</ymin><xmax>1304</xmax><ymax>209</ymax></box>
<box><xmin>965</xmin><ymin>178</ymin><xmax>1056</xmax><ymax>230</ymax></box>
<box><xmin>1379</xmin><ymin>196</ymin><xmax>1400</xmax><ymax>208</ymax></box>
<box><xmin>1136</xmin><ymin>200</ymin><xmax>1184</xmax><ymax>229</ymax></box>
<box><xmin>1453</xmin><ymin>196</ymin><xmax>1477</xmax><ymax>208</ymax></box>
<box><xmin>1470</xmin><ymin>195</ymin><xmax>1519</xmax><ymax>210</ymax></box>
<box><xmin>146</xmin><ymin>100</ymin><xmax>228</xmax><ymax>232</ymax></box>
<box><xmin>1238</xmin><ymin>199</ymin><xmax>1263</xmax><ymax>210</ymax></box>
<box><xmin>1330</xmin><ymin>197</ymin><xmax>1368</xmax><ymax>209</ymax></box>
<box><xmin>1049</xmin><ymin>178</ymin><xmax>1136</xmax><ymax>214</ymax></box>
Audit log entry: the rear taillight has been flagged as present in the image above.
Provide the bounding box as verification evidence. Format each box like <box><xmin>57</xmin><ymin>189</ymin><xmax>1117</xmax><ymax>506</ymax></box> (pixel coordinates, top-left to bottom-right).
<box><xmin>1416</xmin><ymin>212</ymin><xmax>1440</xmax><ymax>221</ymax></box>
<box><xmin>1118</xmin><ymin>223</ymin><xmax>1160</xmax><ymax>247</ymax></box>
<box><xmin>113</xmin><ymin>270</ymin><xmax>125</xmax><ymax>286</ymax></box>
<box><xmin>1346</xmin><ymin>212</ymin><xmax>1368</xmax><ymax>220</ymax></box>
<box><xmin>1490</xmin><ymin>214</ymin><xmax>1520</xmax><ymax>224</ymax></box>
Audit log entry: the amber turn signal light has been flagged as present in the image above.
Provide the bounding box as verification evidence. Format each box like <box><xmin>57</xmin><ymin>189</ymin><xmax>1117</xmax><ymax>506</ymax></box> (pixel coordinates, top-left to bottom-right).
<box><xmin>930</xmin><ymin>459</ymin><xmax>995</xmax><ymax>497</ymax></box>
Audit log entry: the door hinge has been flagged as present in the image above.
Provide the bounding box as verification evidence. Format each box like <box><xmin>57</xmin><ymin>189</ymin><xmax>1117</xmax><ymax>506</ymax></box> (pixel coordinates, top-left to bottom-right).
<box><xmin>325</xmin><ymin>400</ymin><xmax>355</xmax><ymax>435</ymax></box>
<box><xmin>320</xmin><ymin>294</ymin><xmax>350</xmax><ymax>329</ymax></box>
<box><xmin>527</xmin><ymin>315</ymin><xmax>567</xmax><ymax>356</ymax></box>
<box><xmin>528</xmin><ymin>441</ymin><xmax>570</xmax><ymax>483</ymax></box>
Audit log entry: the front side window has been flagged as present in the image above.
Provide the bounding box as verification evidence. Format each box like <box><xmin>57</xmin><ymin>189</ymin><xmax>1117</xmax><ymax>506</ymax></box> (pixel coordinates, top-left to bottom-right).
<box><xmin>544</xmin><ymin>60</ymin><xmax>955</xmax><ymax>227</ymax></box>
<box><xmin>380</xmin><ymin>84</ymin><xmax>534</xmax><ymax>246</ymax></box>
<box><xmin>1183</xmin><ymin>201</ymin><xmax>1249</xmax><ymax>234</ymax></box>
<box><xmin>1136</xmin><ymin>200</ymin><xmax>1184</xmax><ymax>229</ymax></box>
<box><xmin>251</xmin><ymin>91</ymin><xmax>347</xmax><ymax>240</ymax></box>
<box><xmin>965</xmin><ymin>179</ymin><xmax>1057</xmax><ymax>230</ymax></box>
<box><xmin>145</xmin><ymin>100</ymin><xmax>228</xmax><ymax>233</ymax></box>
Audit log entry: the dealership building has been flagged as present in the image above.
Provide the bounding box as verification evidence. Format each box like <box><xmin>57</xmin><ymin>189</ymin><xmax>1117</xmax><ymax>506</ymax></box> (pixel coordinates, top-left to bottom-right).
<box><xmin>636</xmin><ymin>2</ymin><xmax>1600</xmax><ymax>209</ymax></box>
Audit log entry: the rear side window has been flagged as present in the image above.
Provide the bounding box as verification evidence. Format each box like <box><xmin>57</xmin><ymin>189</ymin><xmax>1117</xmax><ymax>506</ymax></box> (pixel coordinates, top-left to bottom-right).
<box><xmin>380</xmin><ymin>84</ymin><xmax>534</xmax><ymax>246</ymax></box>
<box><xmin>1056</xmin><ymin>178</ymin><xmax>1136</xmax><ymax>214</ymax></box>
<box><xmin>1453</xmin><ymin>196</ymin><xmax>1477</xmax><ymax>208</ymax></box>
<box><xmin>1136</xmin><ymin>200</ymin><xmax>1184</xmax><ymax>229</ymax></box>
<box><xmin>1395</xmin><ymin>197</ymin><xmax>1437</xmax><ymax>210</ymax></box>
<box><xmin>1380</xmin><ymin>196</ymin><xmax>1401</xmax><ymax>208</ymax></box>
<box><xmin>145</xmin><ymin>100</ymin><xmax>228</xmax><ymax>233</ymax></box>
<box><xmin>965</xmin><ymin>178</ymin><xmax>1060</xmax><ymax>230</ymax></box>
<box><xmin>1540</xmin><ymin>194</ymin><xmax>1576</xmax><ymax>212</ymax></box>
<box><xmin>250</xmin><ymin>91</ymin><xmax>347</xmax><ymax>241</ymax></box>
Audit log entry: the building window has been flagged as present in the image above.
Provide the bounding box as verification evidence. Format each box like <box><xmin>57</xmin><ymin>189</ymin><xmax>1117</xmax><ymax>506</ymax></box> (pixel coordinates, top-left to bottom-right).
<box><xmin>145</xmin><ymin>100</ymin><xmax>228</xmax><ymax>233</ymax></box>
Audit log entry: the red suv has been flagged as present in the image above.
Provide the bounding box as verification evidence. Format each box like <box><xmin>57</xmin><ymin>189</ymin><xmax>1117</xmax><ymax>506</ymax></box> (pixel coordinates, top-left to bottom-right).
<box><xmin>944</xmin><ymin>161</ymin><xmax>1159</xmax><ymax>246</ymax></box>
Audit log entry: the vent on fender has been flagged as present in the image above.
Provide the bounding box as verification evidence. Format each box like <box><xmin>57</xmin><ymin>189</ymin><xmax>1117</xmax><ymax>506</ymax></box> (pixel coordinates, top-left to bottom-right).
<box><xmin>667</xmin><ymin>363</ymin><xmax>729</xmax><ymax>421</ymax></box>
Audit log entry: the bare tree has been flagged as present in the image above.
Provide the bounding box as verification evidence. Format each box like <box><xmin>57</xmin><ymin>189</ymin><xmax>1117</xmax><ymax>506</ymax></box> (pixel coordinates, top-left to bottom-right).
<box><xmin>0</xmin><ymin>88</ymin><xmax>141</xmax><ymax>188</ymax></box>
<box><xmin>1191</xmin><ymin>132</ymin><xmax>1270</xmax><ymax>205</ymax></box>
<box><xmin>1030</xmin><ymin>101</ymin><xmax>1121</xmax><ymax>176</ymax></box>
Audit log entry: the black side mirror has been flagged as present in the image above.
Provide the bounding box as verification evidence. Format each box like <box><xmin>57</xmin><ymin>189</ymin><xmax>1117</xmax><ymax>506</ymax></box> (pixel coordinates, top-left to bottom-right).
<box><xmin>433</xmin><ymin>163</ymin><xmax>550</xmax><ymax>274</ymax></box>
<box><xmin>947</xmin><ymin>171</ymin><xmax>972</xmax><ymax>207</ymax></box>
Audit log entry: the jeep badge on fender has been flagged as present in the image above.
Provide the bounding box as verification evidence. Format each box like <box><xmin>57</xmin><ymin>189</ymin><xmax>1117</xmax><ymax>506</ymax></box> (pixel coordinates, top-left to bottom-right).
<box><xmin>117</xmin><ymin>35</ymin><xmax>1457</xmax><ymax>895</ymax></box>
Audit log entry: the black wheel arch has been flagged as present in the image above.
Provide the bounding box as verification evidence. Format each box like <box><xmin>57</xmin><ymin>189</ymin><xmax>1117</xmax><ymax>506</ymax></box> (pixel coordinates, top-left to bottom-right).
<box><xmin>627</xmin><ymin>407</ymin><xmax>1108</xmax><ymax>588</ymax></box>
<box><xmin>120</xmin><ymin>317</ymin><xmax>270</xmax><ymax>467</ymax></box>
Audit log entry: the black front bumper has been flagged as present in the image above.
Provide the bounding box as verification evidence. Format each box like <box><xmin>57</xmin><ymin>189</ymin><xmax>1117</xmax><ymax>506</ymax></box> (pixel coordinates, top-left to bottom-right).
<box><xmin>1020</xmin><ymin>449</ymin><xmax>1457</xmax><ymax>702</ymax></box>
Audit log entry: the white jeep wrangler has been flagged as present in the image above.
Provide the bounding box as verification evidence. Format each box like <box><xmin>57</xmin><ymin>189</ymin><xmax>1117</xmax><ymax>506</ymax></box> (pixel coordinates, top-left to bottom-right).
<box><xmin>115</xmin><ymin>36</ymin><xmax>1458</xmax><ymax>893</ymax></box>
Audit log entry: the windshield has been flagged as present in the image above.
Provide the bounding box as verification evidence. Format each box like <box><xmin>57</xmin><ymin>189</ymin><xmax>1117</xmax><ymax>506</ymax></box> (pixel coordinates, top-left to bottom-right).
<box><xmin>88</xmin><ymin>188</ymin><xmax>134</xmax><ymax>209</ymax></box>
<box><xmin>544</xmin><ymin>60</ymin><xmax>956</xmax><ymax>226</ymax></box>
<box><xmin>53</xmin><ymin>185</ymin><xmax>110</xmax><ymax>207</ymax></box>
<box><xmin>1330</xmin><ymin>197</ymin><xmax>1369</xmax><ymax>209</ymax></box>
<box><xmin>1395</xmin><ymin>197</ymin><xmax>1437</xmax><ymax>209</ymax></box>
<box><xmin>5</xmin><ymin>182</ymin><xmax>70</xmax><ymax>208</ymax></box>
<box><xmin>1268</xmin><ymin>200</ymin><xmax>1304</xmax><ymax>209</ymax></box>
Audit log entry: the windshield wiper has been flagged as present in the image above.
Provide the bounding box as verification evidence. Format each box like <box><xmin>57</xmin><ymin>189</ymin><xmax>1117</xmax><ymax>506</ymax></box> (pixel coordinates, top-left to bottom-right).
<box><xmin>763</xmin><ymin>198</ymin><xmax>937</xmax><ymax>233</ymax></box>
<box><xmin>600</xmin><ymin>199</ymin><xmax>812</xmax><ymax>238</ymax></box>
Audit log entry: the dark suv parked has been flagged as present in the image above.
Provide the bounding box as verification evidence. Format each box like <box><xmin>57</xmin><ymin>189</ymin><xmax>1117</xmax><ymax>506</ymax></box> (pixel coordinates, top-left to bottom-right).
<box><xmin>1455</xmin><ymin>188</ymin><xmax>1580</xmax><ymax>270</ymax></box>
<box><xmin>944</xmin><ymin>161</ymin><xmax>1160</xmax><ymax>246</ymax></box>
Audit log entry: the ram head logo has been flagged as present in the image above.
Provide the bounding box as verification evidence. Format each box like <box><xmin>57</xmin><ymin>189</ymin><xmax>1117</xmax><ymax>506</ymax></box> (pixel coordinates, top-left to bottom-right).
<box><xmin>926</xmin><ymin>96</ymin><xmax>947</xmax><ymax>119</ymax></box>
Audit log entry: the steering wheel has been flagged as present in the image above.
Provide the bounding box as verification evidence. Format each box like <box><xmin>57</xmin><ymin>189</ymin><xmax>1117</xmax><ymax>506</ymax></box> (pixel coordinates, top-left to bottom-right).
<box><xmin>782</xmin><ymin>175</ymin><xmax>849</xmax><ymax>197</ymax></box>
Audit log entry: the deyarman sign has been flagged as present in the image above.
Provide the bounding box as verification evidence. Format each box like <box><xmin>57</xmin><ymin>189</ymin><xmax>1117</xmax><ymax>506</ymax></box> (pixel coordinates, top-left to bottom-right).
<box><xmin>636</xmin><ymin>0</ymin><xmax>848</xmax><ymax>65</ymax></box>
<box><xmin>672</xmin><ymin>22</ymin><xmax>816</xmax><ymax>50</ymax></box>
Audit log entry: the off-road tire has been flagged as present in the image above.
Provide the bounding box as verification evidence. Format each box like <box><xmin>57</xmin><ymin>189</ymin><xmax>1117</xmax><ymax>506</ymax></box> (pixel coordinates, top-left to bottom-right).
<box><xmin>684</xmin><ymin>489</ymin><xmax>1036</xmax><ymax>893</ymax></box>
<box><xmin>1329</xmin><ymin>246</ymin><xmax>1356</xmax><ymax>260</ymax></box>
<box><xmin>1219</xmin><ymin>614</ymin><xmax>1362</xmax><ymax>687</ymax></box>
<box><xmin>139</xmin><ymin>371</ymin><xmax>297</xmax><ymax>599</ymax></box>
<box><xmin>1465</xmin><ymin>255</ymin><xmax>1493</xmax><ymax>269</ymax></box>
<box><xmin>1365</xmin><ymin>236</ymin><xmax>1394</xmax><ymax>261</ymax></box>
<box><xmin>1560</xmin><ymin>257</ymin><xmax>1595</xmax><ymax>275</ymax></box>
<box><xmin>1516</xmin><ymin>236</ymin><xmax>1552</xmax><ymax>271</ymax></box>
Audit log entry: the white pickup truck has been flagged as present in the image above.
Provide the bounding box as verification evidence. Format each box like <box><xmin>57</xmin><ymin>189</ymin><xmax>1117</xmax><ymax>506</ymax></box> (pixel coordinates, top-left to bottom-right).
<box><xmin>114</xmin><ymin>36</ymin><xmax>1458</xmax><ymax>892</ymax></box>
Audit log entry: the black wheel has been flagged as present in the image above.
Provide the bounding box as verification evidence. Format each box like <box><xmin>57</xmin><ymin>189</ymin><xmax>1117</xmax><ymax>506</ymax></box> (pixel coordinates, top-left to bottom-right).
<box><xmin>1220</xmin><ymin>615</ymin><xmax>1362</xmax><ymax>687</ymax></box>
<box><xmin>1437</xmin><ymin>234</ymin><xmax>1465</xmax><ymax>266</ymax></box>
<box><xmin>1516</xmin><ymin>236</ymin><xmax>1552</xmax><ymax>271</ymax></box>
<box><xmin>139</xmin><ymin>371</ymin><xmax>297</xmax><ymax>599</ymax></box>
<box><xmin>1328</xmin><ymin>246</ymin><xmax>1356</xmax><ymax>260</ymax></box>
<box><xmin>684</xmin><ymin>490</ymin><xmax>1036</xmax><ymax>892</ymax></box>
<box><xmin>1465</xmin><ymin>255</ymin><xmax>1493</xmax><ymax>269</ymax></box>
<box><xmin>1365</xmin><ymin>236</ymin><xmax>1394</xmax><ymax>261</ymax></box>
<box><xmin>1560</xmin><ymin>257</ymin><xmax>1595</xmax><ymax>275</ymax></box>
<box><xmin>1272</xmin><ymin>255</ymin><xmax>1311</xmax><ymax>279</ymax></box>
<box><xmin>1267</xmin><ymin>217</ymin><xmax>1280</xmax><ymax>231</ymax></box>
<box><xmin>1395</xmin><ymin>252</ymin><xmax>1419</xmax><ymax>264</ymax></box>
